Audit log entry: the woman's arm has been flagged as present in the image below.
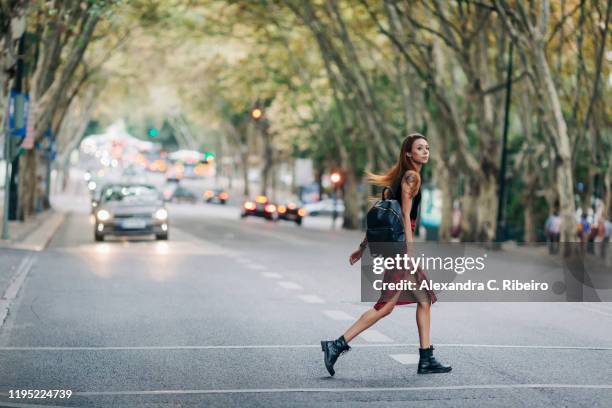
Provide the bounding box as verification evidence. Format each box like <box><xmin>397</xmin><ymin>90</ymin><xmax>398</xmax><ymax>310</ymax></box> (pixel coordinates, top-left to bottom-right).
<box><xmin>401</xmin><ymin>170</ymin><xmax>420</xmax><ymax>259</ymax></box>
<box><xmin>349</xmin><ymin>236</ymin><xmax>368</xmax><ymax>265</ymax></box>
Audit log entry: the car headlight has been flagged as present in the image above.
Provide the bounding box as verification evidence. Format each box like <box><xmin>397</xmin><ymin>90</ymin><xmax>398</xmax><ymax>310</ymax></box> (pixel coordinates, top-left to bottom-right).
<box><xmin>154</xmin><ymin>208</ymin><xmax>168</xmax><ymax>221</ymax></box>
<box><xmin>96</xmin><ymin>209</ymin><xmax>111</xmax><ymax>221</ymax></box>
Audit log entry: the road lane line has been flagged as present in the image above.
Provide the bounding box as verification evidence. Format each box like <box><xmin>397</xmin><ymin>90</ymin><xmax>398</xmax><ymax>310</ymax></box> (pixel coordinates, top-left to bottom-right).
<box><xmin>261</xmin><ymin>272</ymin><xmax>282</xmax><ymax>279</ymax></box>
<box><xmin>0</xmin><ymin>401</ymin><xmax>71</xmax><ymax>408</ymax></box>
<box><xmin>322</xmin><ymin>310</ymin><xmax>354</xmax><ymax>320</ymax></box>
<box><xmin>389</xmin><ymin>353</ymin><xmax>420</xmax><ymax>365</ymax></box>
<box><xmin>1</xmin><ymin>343</ymin><xmax>611</xmax><ymax>351</ymax></box>
<box><xmin>358</xmin><ymin>329</ymin><xmax>394</xmax><ymax>343</ymax></box>
<box><xmin>277</xmin><ymin>281</ymin><xmax>303</xmax><ymax>290</ymax></box>
<box><xmin>0</xmin><ymin>256</ymin><xmax>35</xmax><ymax>330</ymax></box>
<box><xmin>2</xmin><ymin>384</ymin><xmax>607</xmax><ymax>397</ymax></box>
<box><xmin>297</xmin><ymin>294</ymin><xmax>325</xmax><ymax>304</ymax></box>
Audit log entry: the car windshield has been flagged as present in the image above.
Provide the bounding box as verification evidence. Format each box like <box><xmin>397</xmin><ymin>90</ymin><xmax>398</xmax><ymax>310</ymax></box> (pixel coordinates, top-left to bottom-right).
<box><xmin>102</xmin><ymin>185</ymin><xmax>159</xmax><ymax>204</ymax></box>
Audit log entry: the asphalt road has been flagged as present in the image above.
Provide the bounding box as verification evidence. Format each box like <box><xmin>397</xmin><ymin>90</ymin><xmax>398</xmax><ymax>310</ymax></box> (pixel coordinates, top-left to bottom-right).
<box><xmin>0</xmin><ymin>197</ymin><xmax>611</xmax><ymax>407</ymax></box>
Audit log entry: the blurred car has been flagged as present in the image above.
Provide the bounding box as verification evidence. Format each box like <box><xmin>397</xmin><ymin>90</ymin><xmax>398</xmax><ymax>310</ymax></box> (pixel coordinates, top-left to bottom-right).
<box><xmin>277</xmin><ymin>201</ymin><xmax>306</xmax><ymax>226</ymax></box>
<box><xmin>303</xmin><ymin>198</ymin><xmax>345</xmax><ymax>216</ymax></box>
<box><xmin>90</xmin><ymin>183</ymin><xmax>107</xmax><ymax>214</ymax></box>
<box><xmin>203</xmin><ymin>188</ymin><xmax>229</xmax><ymax>204</ymax></box>
<box><xmin>162</xmin><ymin>183</ymin><xmax>197</xmax><ymax>203</ymax></box>
<box><xmin>241</xmin><ymin>195</ymin><xmax>278</xmax><ymax>221</ymax></box>
<box><xmin>93</xmin><ymin>184</ymin><xmax>169</xmax><ymax>241</ymax></box>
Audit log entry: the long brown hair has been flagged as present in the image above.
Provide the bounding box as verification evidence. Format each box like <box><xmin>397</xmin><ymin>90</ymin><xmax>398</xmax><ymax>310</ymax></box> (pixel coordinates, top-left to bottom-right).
<box><xmin>367</xmin><ymin>133</ymin><xmax>427</xmax><ymax>187</ymax></box>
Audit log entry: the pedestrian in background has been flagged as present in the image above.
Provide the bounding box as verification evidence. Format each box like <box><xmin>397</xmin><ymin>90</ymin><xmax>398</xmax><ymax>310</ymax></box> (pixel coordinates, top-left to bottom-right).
<box><xmin>320</xmin><ymin>134</ymin><xmax>451</xmax><ymax>377</ymax></box>
<box><xmin>544</xmin><ymin>211</ymin><xmax>561</xmax><ymax>254</ymax></box>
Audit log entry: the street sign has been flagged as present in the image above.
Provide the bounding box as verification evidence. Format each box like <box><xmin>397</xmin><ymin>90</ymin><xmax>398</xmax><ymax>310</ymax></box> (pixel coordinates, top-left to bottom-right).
<box><xmin>8</xmin><ymin>90</ymin><xmax>27</xmax><ymax>137</ymax></box>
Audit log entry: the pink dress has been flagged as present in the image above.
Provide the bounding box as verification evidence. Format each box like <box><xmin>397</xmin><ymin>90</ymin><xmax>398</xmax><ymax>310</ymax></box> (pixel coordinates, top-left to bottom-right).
<box><xmin>373</xmin><ymin>219</ymin><xmax>437</xmax><ymax>310</ymax></box>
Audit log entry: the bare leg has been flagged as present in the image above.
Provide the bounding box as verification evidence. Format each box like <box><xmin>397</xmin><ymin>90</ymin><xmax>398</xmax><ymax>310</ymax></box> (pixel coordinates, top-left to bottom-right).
<box><xmin>343</xmin><ymin>293</ymin><xmax>400</xmax><ymax>342</ymax></box>
<box><xmin>416</xmin><ymin>301</ymin><xmax>431</xmax><ymax>349</ymax></box>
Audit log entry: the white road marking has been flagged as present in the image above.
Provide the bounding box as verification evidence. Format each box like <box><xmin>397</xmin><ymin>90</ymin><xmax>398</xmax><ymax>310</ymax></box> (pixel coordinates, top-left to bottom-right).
<box><xmin>1</xmin><ymin>384</ymin><xmax>607</xmax><ymax>397</ymax></box>
<box><xmin>261</xmin><ymin>272</ymin><xmax>282</xmax><ymax>279</ymax></box>
<box><xmin>1</xmin><ymin>343</ymin><xmax>611</xmax><ymax>351</ymax></box>
<box><xmin>297</xmin><ymin>294</ymin><xmax>325</xmax><ymax>304</ymax></box>
<box><xmin>322</xmin><ymin>310</ymin><xmax>354</xmax><ymax>320</ymax></box>
<box><xmin>246</xmin><ymin>264</ymin><xmax>266</xmax><ymax>270</ymax></box>
<box><xmin>577</xmin><ymin>304</ymin><xmax>612</xmax><ymax>318</ymax></box>
<box><xmin>358</xmin><ymin>329</ymin><xmax>394</xmax><ymax>343</ymax></box>
<box><xmin>0</xmin><ymin>401</ymin><xmax>71</xmax><ymax>408</ymax></box>
<box><xmin>277</xmin><ymin>281</ymin><xmax>303</xmax><ymax>290</ymax></box>
<box><xmin>0</xmin><ymin>256</ymin><xmax>35</xmax><ymax>330</ymax></box>
<box><xmin>389</xmin><ymin>353</ymin><xmax>420</xmax><ymax>365</ymax></box>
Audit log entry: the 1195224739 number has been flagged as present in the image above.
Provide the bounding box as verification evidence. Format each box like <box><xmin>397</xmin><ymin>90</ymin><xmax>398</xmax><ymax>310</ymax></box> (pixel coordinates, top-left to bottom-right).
<box><xmin>9</xmin><ymin>389</ymin><xmax>72</xmax><ymax>399</ymax></box>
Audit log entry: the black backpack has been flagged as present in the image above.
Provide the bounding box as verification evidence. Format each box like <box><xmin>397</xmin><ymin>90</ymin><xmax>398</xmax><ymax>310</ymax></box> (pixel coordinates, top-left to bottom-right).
<box><xmin>366</xmin><ymin>187</ymin><xmax>405</xmax><ymax>243</ymax></box>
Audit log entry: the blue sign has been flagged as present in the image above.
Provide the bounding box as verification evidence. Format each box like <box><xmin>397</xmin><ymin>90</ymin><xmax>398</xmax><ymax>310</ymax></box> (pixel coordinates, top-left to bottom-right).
<box><xmin>8</xmin><ymin>90</ymin><xmax>29</xmax><ymax>138</ymax></box>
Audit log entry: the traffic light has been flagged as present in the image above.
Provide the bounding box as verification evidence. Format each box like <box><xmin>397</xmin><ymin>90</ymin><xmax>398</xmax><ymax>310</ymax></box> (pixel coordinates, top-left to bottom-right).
<box><xmin>147</xmin><ymin>128</ymin><xmax>159</xmax><ymax>138</ymax></box>
<box><xmin>251</xmin><ymin>107</ymin><xmax>263</xmax><ymax>121</ymax></box>
<box><xmin>330</xmin><ymin>171</ymin><xmax>342</xmax><ymax>186</ymax></box>
<box><xmin>204</xmin><ymin>152</ymin><xmax>215</xmax><ymax>162</ymax></box>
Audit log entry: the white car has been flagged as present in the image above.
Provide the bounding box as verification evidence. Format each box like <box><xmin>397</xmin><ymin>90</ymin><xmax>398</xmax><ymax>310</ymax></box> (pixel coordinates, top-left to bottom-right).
<box><xmin>303</xmin><ymin>199</ymin><xmax>345</xmax><ymax>216</ymax></box>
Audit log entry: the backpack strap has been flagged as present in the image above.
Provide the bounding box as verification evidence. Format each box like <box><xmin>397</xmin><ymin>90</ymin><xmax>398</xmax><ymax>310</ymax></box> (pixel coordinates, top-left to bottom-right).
<box><xmin>382</xmin><ymin>186</ymin><xmax>394</xmax><ymax>200</ymax></box>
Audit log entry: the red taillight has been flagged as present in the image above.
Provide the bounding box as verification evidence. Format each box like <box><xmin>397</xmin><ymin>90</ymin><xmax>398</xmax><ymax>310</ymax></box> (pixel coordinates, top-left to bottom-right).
<box><xmin>244</xmin><ymin>201</ymin><xmax>255</xmax><ymax>210</ymax></box>
<box><xmin>278</xmin><ymin>205</ymin><xmax>286</xmax><ymax>214</ymax></box>
<box><xmin>298</xmin><ymin>208</ymin><xmax>306</xmax><ymax>217</ymax></box>
<box><xmin>219</xmin><ymin>192</ymin><xmax>229</xmax><ymax>200</ymax></box>
<box><xmin>204</xmin><ymin>190</ymin><xmax>214</xmax><ymax>198</ymax></box>
<box><xmin>288</xmin><ymin>203</ymin><xmax>296</xmax><ymax>210</ymax></box>
<box><xmin>265</xmin><ymin>204</ymin><xmax>276</xmax><ymax>213</ymax></box>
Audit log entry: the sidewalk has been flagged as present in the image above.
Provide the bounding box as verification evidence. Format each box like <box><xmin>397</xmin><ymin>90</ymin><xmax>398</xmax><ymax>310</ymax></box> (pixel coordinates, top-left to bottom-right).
<box><xmin>0</xmin><ymin>198</ymin><xmax>66</xmax><ymax>330</ymax></box>
<box><xmin>0</xmin><ymin>201</ymin><xmax>66</xmax><ymax>251</ymax></box>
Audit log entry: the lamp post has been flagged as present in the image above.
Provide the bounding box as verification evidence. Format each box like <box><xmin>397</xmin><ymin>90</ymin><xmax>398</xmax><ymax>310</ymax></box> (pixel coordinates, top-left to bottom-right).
<box><xmin>495</xmin><ymin>41</ymin><xmax>514</xmax><ymax>245</ymax></box>
<box><xmin>330</xmin><ymin>171</ymin><xmax>342</xmax><ymax>229</ymax></box>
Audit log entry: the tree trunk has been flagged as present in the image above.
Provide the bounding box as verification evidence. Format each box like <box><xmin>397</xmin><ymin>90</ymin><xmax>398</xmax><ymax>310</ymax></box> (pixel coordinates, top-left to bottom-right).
<box><xmin>476</xmin><ymin>174</ymin><xmax>498</xmax><ymax>241</ymax></box>
<box><xmin>533</xmin><ymin>48</ymin><xmax>576</xmax><ymax>243</ymax></box>
<box><xmin>240</xmin><ymin>147</ymin><xmax>250</xmax><ymax>198</ymax></box>
<box><xmin>437</xmin><ymin>158</ymin><xmax>453</xmax><ymax>242</ymax></box>
<box><xmin>461</xmin><ymin>178</ymin><xmax>480</xmax><ymax>241</ymax></box>
<box><xmin>17</xmin><ymin>149</ymin><xmax>37</xmax><ymax>220</ymax></box>
<box><xmin>342</xmin><ymin>161</ymin><xmax>360</xmax><ymax>230</ymax></box>
<box><xmin>522</xmin><ymin>165</ymin><xmax>539</xmax><ymax>242</ymax></box>
<box><xmin>604</xmin><ymin>161</ymin><xmax>612</xmax><ymax>219</ymax></box>
<box><xmin>260</xmin><ymin>122</ymin><xmax>272</xmax><ymax>197</ymax></box>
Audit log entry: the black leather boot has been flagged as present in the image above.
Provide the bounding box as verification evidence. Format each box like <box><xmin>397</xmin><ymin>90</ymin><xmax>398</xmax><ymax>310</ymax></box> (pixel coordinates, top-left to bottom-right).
<box><xmin>321</xmin><ymin>335</ymin><xmax>351</xmax><ymax>376</ymax></box>
<box><xmin>417</xmin><ymin>345</ymin><xmax>452</xmax><ymax>374</ymax></box>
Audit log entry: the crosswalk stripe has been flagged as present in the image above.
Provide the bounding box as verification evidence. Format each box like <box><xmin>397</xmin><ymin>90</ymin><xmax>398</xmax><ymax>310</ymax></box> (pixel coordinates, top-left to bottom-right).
<box><xmin>246</xmin><ymin>264</ymin><xmax>266</xmax><ymax>270</ymax></box>
<box><xmin>359</xmin><ymin>329</ymin><xmax>394</xmax><ymax>343</ymax></box>
<box><xmin>298</xmin><ymin>294</ymin><xmax>325</xmax><ymax>304</ymax></box>
<box><xmin>389</xmin><ymin>353</ymin><xmax>420</xmax><ymax>365</ymax></box>
<box><xmin>261</xmin><ymin>272</ymin><xmax>282</xmax><ymax>279</ymax></box>
<box><xmin>277</xmin><ymin>281</ymin><xmax>303</xmax><ymax>290</ymax></box>
<box><xmin>322</xmin><ymin>310</ymin><xmax>354</xmax><ymax>321</ymax></box>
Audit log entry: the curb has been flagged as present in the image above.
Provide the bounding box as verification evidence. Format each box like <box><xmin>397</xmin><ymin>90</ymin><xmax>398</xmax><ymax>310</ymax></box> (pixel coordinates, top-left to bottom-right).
<box><xmin>0</xmin><ymin>211</ymin><xmax>66</xmax><ymax>252</ymax></box>
<box><xmin>0</xmin><ymin>255</ymin><xmax>36</xmax><ymax>331</ymax></box>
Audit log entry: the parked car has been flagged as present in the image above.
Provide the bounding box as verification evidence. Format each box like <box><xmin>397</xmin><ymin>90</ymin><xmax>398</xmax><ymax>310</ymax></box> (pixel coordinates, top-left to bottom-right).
<box><xmin>162</xmin><ymin>183</ymin><xmax>197</xmax><ymax>204</ymax></box>
<box><xmin>203</xmin><ymin>188</ymin><xmax>229</xmax><ymax>204</ymax></box>
<box><xmin>303</xmin><ymin>198</ymin><xmax>345</xmax><ymax>216</ymax></box>
<box><xmin>93</xmin><ymin>184</ymin><xmax>169</xmax><ymax>241</ymax></box>
<box><xmin>277</xmin><ymin>201</ymin><xmax>306</xmax><ymax>225</ymax></box>
<box><xmin>241</xmin><ymin>195</ymin><xmax>278</xmax><ymax>221</ymax></box>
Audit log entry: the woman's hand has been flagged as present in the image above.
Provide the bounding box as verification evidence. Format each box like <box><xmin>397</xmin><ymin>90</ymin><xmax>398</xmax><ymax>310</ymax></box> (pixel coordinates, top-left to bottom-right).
<box><xmin>349</xmin><ymin>248</ymin><xmax>363</xmax><ymax>265</ymax></box>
